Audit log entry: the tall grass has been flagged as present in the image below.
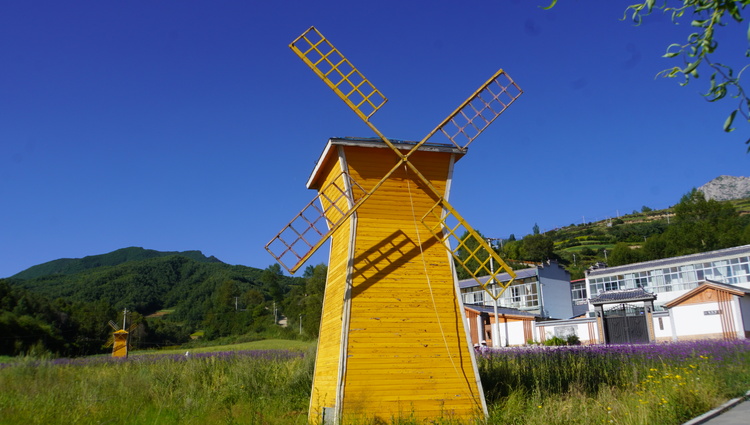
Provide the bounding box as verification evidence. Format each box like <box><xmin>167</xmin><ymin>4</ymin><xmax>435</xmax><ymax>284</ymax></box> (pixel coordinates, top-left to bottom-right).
<box><xmin>478</xmin><ymin>339</ymin><xmax>750</xmax><ymax>425</ymax></box>
<box><xmin>0</xmin><ymin>340</ymin><xmax>748</xmax><ymax>425</ymax></box>
<box><xmin>0</xmin><ymin>348</ymin><xmax>315</xmax><ymax>425</ymax></box>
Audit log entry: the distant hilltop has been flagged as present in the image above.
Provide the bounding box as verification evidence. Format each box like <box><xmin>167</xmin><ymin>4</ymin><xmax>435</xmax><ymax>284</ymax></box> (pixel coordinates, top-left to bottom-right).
<box><xmin>698</xmin><ymin>175</ymin><xmax>750</xmax><ymax>202</ymax></box>
<box><xmin>11</xmin><ymin>247</ymin><xmax>223</xmax><ymax>280</ymax></box>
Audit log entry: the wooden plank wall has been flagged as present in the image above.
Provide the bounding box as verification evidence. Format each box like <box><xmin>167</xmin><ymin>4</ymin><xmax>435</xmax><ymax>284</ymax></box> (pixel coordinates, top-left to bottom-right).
<box><xmin>338</xmin><ymin>146</ymin><xmax>484</xmax><ymax>422</ymax></box>
<box><xmin>309</xmin><ymin>151</ymin><xmax>351</xmax><ymax>422</ymax></box>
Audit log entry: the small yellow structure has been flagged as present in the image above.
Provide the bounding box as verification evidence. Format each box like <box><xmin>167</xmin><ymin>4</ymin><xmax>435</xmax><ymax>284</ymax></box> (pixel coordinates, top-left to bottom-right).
<box><xmin>111</xmin><ymin>329</ymin><xmax>129</xmax><ymax>358</ymax></box>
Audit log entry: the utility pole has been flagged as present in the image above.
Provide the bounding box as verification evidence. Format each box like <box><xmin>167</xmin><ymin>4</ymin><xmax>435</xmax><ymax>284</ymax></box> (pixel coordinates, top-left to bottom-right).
<box><xmin>486</xmin><ymin>237</ymin><xmax>503</xmax><ymax>348</ymax></box>
<box><xmin>122</xmin><ymin>308</ymin><xmax>128</xmax><ymax>329</ymax></box>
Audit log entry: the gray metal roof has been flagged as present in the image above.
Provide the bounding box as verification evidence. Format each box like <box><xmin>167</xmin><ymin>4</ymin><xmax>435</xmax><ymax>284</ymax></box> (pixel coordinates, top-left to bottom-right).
<box><xmin>587</xmin><ymin>244</ymin><xmax>750</xmax><ymax>278</ymax></box>
<box><xmin>464</xmin><ymin>304</ymin><xmax>539</xmax><ymax>317</ymax></box>
<box><xmin>458</xmin><ymin>267</ymin><xmax>538</xmax><ymax>289</ymax></box>
<box><xmin>701</xmin><ymin>279</ymin><xmax>750</xmax><ymax>295</ymax></box>
<box><xmin>589</xmin><ymin>288</ymin><xmax>657</xmax><ymax>305</ymax></box>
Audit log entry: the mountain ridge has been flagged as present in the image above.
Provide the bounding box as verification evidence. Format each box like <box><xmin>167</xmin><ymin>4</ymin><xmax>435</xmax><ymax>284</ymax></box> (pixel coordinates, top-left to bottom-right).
<box><xmin>11</xmin><ymin>247</ymin><xmax>224</xmax><ymax>280</ymax></box>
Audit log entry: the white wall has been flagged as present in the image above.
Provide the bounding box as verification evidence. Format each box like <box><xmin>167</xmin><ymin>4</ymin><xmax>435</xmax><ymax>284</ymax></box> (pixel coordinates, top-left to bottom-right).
<box><xmin>537</xmin><ymin>319</ymin><xmax>599</xmax><ymax>344</ymax></box>
<box><xmin>538</xmin><ymin>263</ymin><xmax>574</xmax><ymax>319</ymax></box>
<box><xmin>740</xmin><ymin>296</ymin><xmax>750</xmax><ymax>334</ymax></box>
<box><xmin>652</xmin><ymin>312</ymin><xmax>672</xmax><ymax>341</ymax></box>
<box><xmin>671</xmin><ymin>302</ymin><xmax>724</xmax><ymax>339</ymax></box>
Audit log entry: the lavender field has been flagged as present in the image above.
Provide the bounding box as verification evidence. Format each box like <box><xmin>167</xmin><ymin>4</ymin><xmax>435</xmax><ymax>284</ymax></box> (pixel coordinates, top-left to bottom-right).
<box><xmin>0</xmin><ymin>340</ymin><xmax>748</xmax><ymax>424</ymax></box>
<box><xmin>478</xmin><ymin>339</ymin><xmax>750</xmax><ymax>425</ymax></box>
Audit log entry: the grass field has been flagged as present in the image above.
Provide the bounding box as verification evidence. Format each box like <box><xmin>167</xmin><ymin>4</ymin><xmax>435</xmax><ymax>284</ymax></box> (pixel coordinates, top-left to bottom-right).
<box><xmin>137</xmin><ymin>339</ymin><xmax>315</xmax><ymax>356</ymax></box>
<box><xmin>1</xmin><ymin>339</ymin><xmax>748</xmax><ymax>424</ymax></box>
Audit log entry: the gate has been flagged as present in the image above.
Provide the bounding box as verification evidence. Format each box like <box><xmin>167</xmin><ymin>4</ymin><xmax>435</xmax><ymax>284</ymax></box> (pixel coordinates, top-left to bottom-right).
<box><xmin>603</xmin><ymin>303</ymin><xmax>649</xmax><ymax>344</ymax></box>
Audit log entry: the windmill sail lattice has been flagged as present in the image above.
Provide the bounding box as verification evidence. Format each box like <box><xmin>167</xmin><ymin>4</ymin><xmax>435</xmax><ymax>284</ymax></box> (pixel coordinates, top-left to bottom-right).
<box><xmin>267</xmin><ymin>27</ymin><xmax>521</xmax><ymax>299</ymax></box>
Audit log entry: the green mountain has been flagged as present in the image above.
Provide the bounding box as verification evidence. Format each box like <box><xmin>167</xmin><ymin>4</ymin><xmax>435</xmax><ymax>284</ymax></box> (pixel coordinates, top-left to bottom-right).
<box><xmin>499</xmin><ymin>194</ymin><xmax>750</xmax><ymax>279</ymax></box>
<box><xmin>9</xmin><ymin>248</ymin><xmax>302</xmax><ymax>322</ymax></box>
<box><xmin>12</xmin><ymin>247</ymin><xmax>223</xmax><ymax>280</ymax></box>
<box><xmin>2</xmin><ymin>249</ymin><xmax>306</xmax><ymax>356</ymax></box>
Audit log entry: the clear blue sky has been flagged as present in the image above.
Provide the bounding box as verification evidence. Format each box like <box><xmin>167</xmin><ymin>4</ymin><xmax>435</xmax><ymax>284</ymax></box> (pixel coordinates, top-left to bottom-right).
<box><xmin>1</xmin><ymin>1</ymin><xmax>748</xmax><ymax>278</ymax></box>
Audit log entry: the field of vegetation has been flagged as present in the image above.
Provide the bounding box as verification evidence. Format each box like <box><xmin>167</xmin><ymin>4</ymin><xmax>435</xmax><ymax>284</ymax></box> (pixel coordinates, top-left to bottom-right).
<box><xmin>1</xmin><ymin>339</ymin><xmax>748</xmax><ymax>425</ymax></box>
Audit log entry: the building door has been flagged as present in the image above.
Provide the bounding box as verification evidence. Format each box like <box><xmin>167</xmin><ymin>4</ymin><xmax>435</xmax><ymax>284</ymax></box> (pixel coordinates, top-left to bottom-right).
<box><xmin>603</xmin><ymin>303</ymin><xmax>649</xmax><ymax>344</ymax></box>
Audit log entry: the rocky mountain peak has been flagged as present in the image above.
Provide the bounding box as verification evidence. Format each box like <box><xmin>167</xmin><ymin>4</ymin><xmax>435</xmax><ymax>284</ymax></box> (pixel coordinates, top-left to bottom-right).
<box><xmin>698</xmin><ymin>175</ymin><xmax>750</xmax><ymax>201</ymax></box>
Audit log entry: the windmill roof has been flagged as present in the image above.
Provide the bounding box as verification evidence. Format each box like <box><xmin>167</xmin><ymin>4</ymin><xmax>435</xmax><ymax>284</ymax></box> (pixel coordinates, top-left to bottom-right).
<box><xmin>307</xmin><ymin>137</ymin><xmax>466</xmax><ymax>189</ymax></box>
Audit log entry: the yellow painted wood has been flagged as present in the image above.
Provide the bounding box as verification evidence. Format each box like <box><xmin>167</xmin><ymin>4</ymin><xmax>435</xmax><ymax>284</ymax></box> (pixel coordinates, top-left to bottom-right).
<box><xmin>310</xmin><ymin>142</ymin><xmax>483</xmax><ymax>424</ymax></box>
<box><xmin>112</xmin><ymin>330</ymin><xmax>128</xmax><ymax>358</ymax></box>
<box><xmin>309</xmin><ymin>152</ymin><xmax>351</xmax><ymax>421</ymax></box>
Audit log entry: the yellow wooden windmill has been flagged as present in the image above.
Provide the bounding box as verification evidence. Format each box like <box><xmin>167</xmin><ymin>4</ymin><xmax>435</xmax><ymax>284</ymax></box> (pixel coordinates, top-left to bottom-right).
<box><xmin>266</xmin><ymin>27</ymin><xmax>522</xmax><ymax>424</ymax></box>
<box><xmin>105</xmin><ymin>309</ymin><xmax>135</xmax><ymax>358</ymax></box>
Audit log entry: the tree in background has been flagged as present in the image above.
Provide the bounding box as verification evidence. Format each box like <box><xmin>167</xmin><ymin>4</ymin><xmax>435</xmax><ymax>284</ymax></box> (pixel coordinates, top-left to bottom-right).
<box><xmin>0</xmin><ymin>280</ymin><xmax>117</xmax><ymax>356</ymax></box>
<box><xmin>302</xmin><ymin>264</ymin><xmax>327</xmax><ymax>338</ymax></box>
<box><xmin>281</xmin><ymin>264</ymin><xmax>327</xmax><ymax>338</ymax></box>
<box><xmin>455</xmin><ymin>230</ymin><xmax>489</xmax><ymax>280</ymax></box>
<box><xmin>608</xmin><ymin>189</ymin><xmax>749</xmax><ymax>265</ymax></box>
<box><xmin>202</xmin><ymin>279</ymin><xmax>240</xmax><ymax>338</ymax></box>
<box><xmin>522</xmin><ymin>233</ymin><xmax>555</xmax><ymax>263</ymax></box>
<box><xmin>546</xmin><ymin>0</ymin><xmax>750</xmax><ymax>148</ymax></box>
<box><xmin>665</xmin><ymin>188</ymin><xmax>745</xmax><ymax>253</ymax></box>
<box><xmin>608</xmin><ymin>242</ymin><xmax>644</xmax><ymax>267</ymax></box>
<box><xmin>261</xmin><ymin>263</ymin><xmax>284</xmax><ymax>303</ymax></box>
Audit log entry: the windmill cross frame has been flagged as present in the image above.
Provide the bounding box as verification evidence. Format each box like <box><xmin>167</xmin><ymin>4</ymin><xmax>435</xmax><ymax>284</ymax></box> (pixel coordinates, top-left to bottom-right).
<box><xmin>267</xmin><ymin>26</ymin><xmax>522</xmax><ymax>301</ymax></box>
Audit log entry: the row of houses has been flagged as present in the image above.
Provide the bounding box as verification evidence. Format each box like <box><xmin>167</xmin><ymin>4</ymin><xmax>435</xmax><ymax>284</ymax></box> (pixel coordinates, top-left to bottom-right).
<box><xmin>460</xmin><ymin>244</ymin><xmax>750</xmax><ymax>347</ymax></box>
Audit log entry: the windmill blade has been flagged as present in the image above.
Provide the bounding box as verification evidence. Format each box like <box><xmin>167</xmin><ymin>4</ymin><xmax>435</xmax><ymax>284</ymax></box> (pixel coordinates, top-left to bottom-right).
<box><xmin>284</xmin><ymin>27</ymin><xmax>521</xmax><ymax>286</ymax></box>
<box><xmin>421</xmin><ymin>198</ymin><xmax>516</xmax><ymax>301</ymax></box>
<box><xmin>432</xmin><ymin>69</ymin><xmax>522</xmax><ymax>150</ymax></box>
<box><xmin>104</xmin><ymin>336</ymin><xmax>115</xmax><ymax>348</ymax></box>
<box><xmin>358</xmin><ymin>70</ymin><xmax>522</xmax><ymax>163</ymax></box>
<box><xmin>290</xmin><ymin>26</ymin><xmax>387</xmax><ymax>122</ymax></box>
<box><xmin>266</xmin><ymin>171</ymin><xmax>367</xmax><ymax>273</ymax></box>
<box><xmin>108</xmin><ymin>320</ymin><xmax>120</xmax><ymax>331</ymax></box>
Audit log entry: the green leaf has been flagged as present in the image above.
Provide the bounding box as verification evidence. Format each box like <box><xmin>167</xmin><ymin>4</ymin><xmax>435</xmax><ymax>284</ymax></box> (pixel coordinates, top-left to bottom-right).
<box><xmin>663</xmin><ymin>52</ymin><xmax>680</xmax><ymax>58</ymax></box>
<box><xmin>540</xmin><ymin>0</ymin><xmax>557</xmax><ymax>10</ymax></box>
<box><xmin>723</xmin><ymin>110</ymin><xmax>737</xmax><ymax>133</ymax></box>
<box><xmin>683</xmin><ymin>60</ymin><xmax>700</xmax><ymax>75</ymax></box>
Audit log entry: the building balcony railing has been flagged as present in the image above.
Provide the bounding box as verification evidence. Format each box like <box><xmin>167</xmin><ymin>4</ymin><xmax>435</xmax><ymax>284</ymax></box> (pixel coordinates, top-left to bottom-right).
<box><xmin>462</xmin><ymin>291</ymin><xmax>539</xmax><ymax>310</ymax></box>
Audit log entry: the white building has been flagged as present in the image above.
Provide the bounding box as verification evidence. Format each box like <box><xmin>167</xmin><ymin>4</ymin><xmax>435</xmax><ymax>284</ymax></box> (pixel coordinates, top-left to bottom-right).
<box><xmin>585</xmin><ymin>244</ymin><xmax>750</xmax><ymax>311</ymax></box>
<box><xmin>458</xmin><ymin>260</ymin><xmax>574</xmax><ymax>319</ymax></box>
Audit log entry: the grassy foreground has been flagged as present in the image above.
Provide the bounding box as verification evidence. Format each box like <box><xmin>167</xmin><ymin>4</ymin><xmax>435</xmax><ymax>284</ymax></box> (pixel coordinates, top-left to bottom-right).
<box><xmin>0</xmin><ymin>339</ymin><xmax>748</xmax><ymax>424</ymax></box>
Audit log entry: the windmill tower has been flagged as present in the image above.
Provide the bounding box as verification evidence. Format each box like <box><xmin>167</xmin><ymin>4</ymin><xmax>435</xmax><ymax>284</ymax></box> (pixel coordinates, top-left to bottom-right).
<box><xmin>266</xmin><ymin>27</ymin><xmax>522</xmax><ymax>424</ymax></box>
<box><xmin>106</xmin><ymin>308</ymin><xmax>135</xmax><ymax>358</ymax></box>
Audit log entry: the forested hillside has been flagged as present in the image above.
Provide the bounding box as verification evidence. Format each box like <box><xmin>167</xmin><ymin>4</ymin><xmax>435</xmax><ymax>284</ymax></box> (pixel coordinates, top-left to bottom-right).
<box><xmin>2</xmin><ymin>249</ymin><xmax>309</xmax><ymax>357</ymax></box>
<box><xmin>5</xmin><ymin>191</ymin><xmax>750</xmax><ymax>358</ymax></box>
<box><xmin>488</xmin><ymin>190</ymin><xmax>750</xmax><ymax>279</ymax></box>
